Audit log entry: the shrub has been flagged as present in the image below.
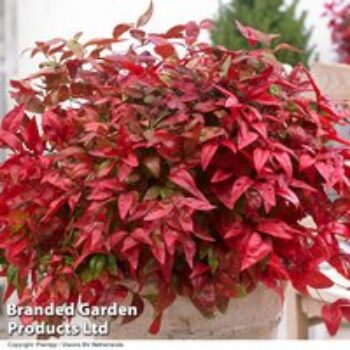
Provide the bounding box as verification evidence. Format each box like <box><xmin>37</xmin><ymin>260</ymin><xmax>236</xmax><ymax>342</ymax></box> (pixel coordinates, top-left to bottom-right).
<box><xmin>325</xmin><ymin>0</ymin><xmax>350</xmax><ymax>63</ymax></box>
<box><xmin>1</xmin><ymin>3</ymin><xmax>350</xmax><ymax>335</ymax></box>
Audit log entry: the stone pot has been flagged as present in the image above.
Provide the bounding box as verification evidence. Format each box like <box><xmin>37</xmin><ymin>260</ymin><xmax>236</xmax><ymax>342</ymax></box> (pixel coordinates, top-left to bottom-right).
<box><xmin>108</xmin><ymin>284</ymin><xmax>283</xmax><ymax>339</ymax></box>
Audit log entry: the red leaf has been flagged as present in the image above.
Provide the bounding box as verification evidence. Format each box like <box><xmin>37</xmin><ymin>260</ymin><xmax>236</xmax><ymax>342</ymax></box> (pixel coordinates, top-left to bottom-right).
<box><xmin>190</xmin><ymin>263</ymin><xmax>210</xmax><ymax>279</ymax></box>
<box><xmin>148</xmin><ymin>314</ymin><xmax>162</xmax><ymax>335</ymax></box>
<box><xmin>182</xmin><ymin>238</ymin><xmax>196</xmax><ymax>268</ymax></box>
<box><xmin>299</xmin><ymin>154</ymin><xmax>315</xmax><ymax>171</ymax></box>
<box><xmin>151</xmin><ymin>240</ymin><xmax>166</xmax><ymax>265</ymax></box>
<box><xmin>0</xmin><ymin>129</ymin><xmax>23</xmax><ymax>152</ymax></box>
<box><xmin>237</xmin><ymin>130</ymin><xmax>258</xmax><ymax>150</ymax></box>
<box><xmin>257</xmin><ymin>220</ymin><xmax>293</xmax><ymax>239</ymax></box>
<box><xmin>199</xmin><ymin>19</ymin><xmax>215</xmax><ymax>30</ymax></box>
<box><xmin>2</xmin><ymin>104</ymin><xmax>25</xmax><ymax>132</ymax></box>
<box><xmin>201</xmin><ymin>143</ymin><xmax>219</xmax><ymax>170</ymax></box>
<box><xmin>306</xmin><ymin>270</ymin><xmax>334</xmax><ymax>289</ymax></box>
<box><xmin>42</xmin><ymin>110</ymin><xmax>65</xmax><ymax>142</ymax></box>
<box><xmin>211</xmin><ymin>168</ymin><xmax>233</xmax><ymax>183</ymax></box>
<box><xmin>163</xmin><ymin>228</ymin><xmax>178</xmax><ymax>256</ymax></box>
<box><xmin>118</xmin><ymin>192</ymin><xmax>136</xmax><ymax>221</ymax></box>
<box><xmin>225</xmin><ymin>95</ymin><xmax>239</xmax><ymax>108</ymax></box>
<box><xmin>179</xmin><ymin>197</ymin><xmax>215</xmax><ymax>211</ymax></box>
<box><xmin>185</xmin><ymin>21</ymin><xmax>200</xmax><ymax>45</ymax></box>
<box><xmin>155</xmin><ymin>44</ymin><xmax>175</xmax><ymax>58</ymax></box>
<box><xmin>274</xmin><ymin>152</ymin><xmax>293</xmax><ymax>178</ymax></box>
<box><xmin>322</xmin><ymin>302</ymin><xmax>342</xmax><ymax>336</ymax></box>
<box><xmin>144</xmin><ymin>203</ymin><xmax>173</xmax><ymax>221</ymax></box>
<box><xmin>253</xmin><ymin>148</ymin><xmax>270</xmax><ymax>174</ymax></box>
<box><xmin>169</xmin><ymin>168</ymin><xmax>208</xmax><ymax>201</ymax></box>
<box><xmin>136</xmin><ymin>1</ymin><xmax>153</xmax><ymax>28</ymax></box>
<box><xmin>113</xmin><ymin>23</ymin><xmax>132</xmax><ymax>39</ymax></box>
<box><xmin>22</xmin><ymin>117</ymin><xmax>44</xmax><ymax>154</ymax></box>
<box><xmin>255</xmin><ymin>182</ymin><xmax>276</xmax><ymax>207</ymax></box>
<box><xmin>277</xmin><ymin>186</ymin><xmax>299</xmax><ymax>207</ymax></box>
<box><xmin>41</xmin><ymin>195</ymin><xmax>66</xmax><ymax>222</ymax></box>
<box><xmin>230</xmin><ymin>176</ymin><xmax>254</xmax><ymax>209</ymax></box>
<box><xmin>268</xmin><ymin>255</ymin><xmax>289</xmax><ymax>279</ymax></box>
<box><xmin>235</xmin><ymin>20</ymin><xmax>278</xmax><ymax>47</ymax></box>
<box><xmin>165</xmin><ymin>25</ymin><xmax>185</xmax><ymax>39</ymax></box>
<box><xmin>241</xmin><ymin>233</ymin><xmax>271</xmax><ymax>271</ymax></box>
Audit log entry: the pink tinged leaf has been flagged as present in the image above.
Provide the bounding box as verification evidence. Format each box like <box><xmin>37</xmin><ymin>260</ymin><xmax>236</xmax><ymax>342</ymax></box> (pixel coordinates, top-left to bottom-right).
<box><xmin>230</xmin><ymin>176</ymin><xmax>254</xmax><ymax>209</ymax></box>
<box><xmin>41</xmin><ymin>195</ymin><xmax>66</xmax><ymax>222</ymax></box>
<box><xmin>211</xmin><ymin>169</ymin><xmax>233</xmax><ymax>183</ymax></box>
<box><xmin>117</xmin><ymin>163</ymin><xmax>132</xmax><ymax>182</ymax></box>
<box><xmin>151</xmin><ymin>240</ymin><xmax>166</xmax><ymax>265</ymax></box>
<box><xmin>257</xmin><ymin>220</ymin><xmax>293</xmax><ymax>239</ymax></box>
<box><xmin>107</xmin><ymin>230</ymin><xmax>128</xmax><ymax>250</ymax></box>
<box><xmin>253</xmin><ymin>148</ymin><xmax>270</xmax><ymax>174</ymax></box>
<box><xmin>121</xmin><ymin>236</ymin><xmax>138</xmax><ymax>252</ymax></box>
<box><xmin>136</xmin><ymin>0</ymin><xmax>154</xmax><ymax>28</ymax></box>
<box><xmin>2</xmin><ymin>104</ymin><xmax>25</xmax><ymax>132</ymax></box>
<box><xmin>124</xmin><ymin>247</ymin><xmax>139</xmax><ymax>271</ymax></box>
<box><xmin>225</xmin><ymin>95</ymin><xmax>239</xmax><ymax>108</ymax></box>
<box><xmin>299</xmin><ymin>154</ymin><xmax>316</xmax><ymax>171</ymax></box>
<box><xmin>201</xmin><ymin>143</ymin><xmax>219</xmax><ymax>170</ymax></box>
<box><xmin>235</xmin><ymin>20</ymin><xmax>278</xmax><ymax>47</ymax></box>
<box><xmin>132</xmin><ymin>228</ymin><xmax>153</xmax><ymax>245</ymax></box>
<box><xmin>290</xmin><ymin>179</ymin><xmax>316</xmax><ymax>192</ymax></box>
<box><xmin>0</xmin><ymin>130</ymin><xmax>23</xmax><ymax>152</ymax></box>
<box><xmin>180</xmin><ymin>197</ymin><xmax>215</xmax><ymax>211</ymax></box>
<box><xmin>252</xmin><ymin>122</ymin><xmax>267</xmax><ymax>138</ymax></box>
<box><xmin>322</xmin><ymin>302</ymin><xmax>342</xmax><ymax>336</ymax></box>
<box><xmin>199</xmin><ymin>19</ymin><xmax>215</xmax><ymax>30</ymax></box>
<box><xmin>118</xmin><ymin>192</ymin><xmax>136</xmax><ymax>221</ymax></box>
<box><xmin>193</xmin><ymin>225</ymin><xmax>215</xmax><ymax>242</ymax></box>
<box><xmin>190</xmin><ymin>263</ymin><xmax>211</xmax><ymax>279</ymax></box>
<box><xmin>274</xmin><ymin>152</ymin><xmax>293</xmax><ymax>178</ymax></box>
<box><xmin>112</xmin><ymin>23</ymin><xmax>132</xmax><ymax>39</ymax></box>
<box><xmin>182</xmin><ymin>239</ymin><xmax>196</xmax><ymax>268</ymax></box>
<box><xmin>315</xmin><ymin>162</ymin><xmax>333</xmax><ymax>183</ymax></box>
<box><xmin>163</xmin><ymin>228</ymin><xmax>178</xmax><ymax>256</ymax></box>
<box><xmin>185</xmin><ymin>21</ymin><xmax>200</xmax><ymax>45</ymax></box>
<box><xmin>123</xmin><ymin>153</ymin><xmax>138</xmax><ymax>167</ymax></box>
<box><xmin>240</xmin><ymin>233</ymin><xmax>271</xmax><ymax>271</ymax></box>
<box><xmin>68</xmin><ymin>192</ymin><xmax>81</xmax><ymax>212</ymax></box>
<box><xmin>169</xmin><ymin>168</ymin><xmax>207</xmax><ymax>201</ymax></box>
<box><xmin>237</xmin><ymin>130</ymin><xmax>258</xmax><ymax>150</ymax></box>
<box><xmin>220</xmin><ymin>139</ymin><xmax>237</xmax><ymax>153</ymax></box>
<box><xmin>277</xmin><ymin>186</ymin><xmax>299</xmax><ymax>207</ymax></box>
<box><xmin>211</xmin><ymin>182</ymin><xmax>235</xmax><ymax>208</ymax></box>
<box><xmin>144</xmin><ymin>203</ymin><xmax>173</xmax><ymax>221</ymax></box>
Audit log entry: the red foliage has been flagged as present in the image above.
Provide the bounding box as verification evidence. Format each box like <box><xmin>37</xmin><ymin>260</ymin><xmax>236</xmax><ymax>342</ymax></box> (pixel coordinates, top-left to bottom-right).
<box><xmin>325</xmin><ymin>0</ymin><xmax>350</xmax><ymax>63</ymax></box>
<box><xmin>1</xmin><ymin>4</ymin><xmax>350</xmax><ymax>335</ymax></box>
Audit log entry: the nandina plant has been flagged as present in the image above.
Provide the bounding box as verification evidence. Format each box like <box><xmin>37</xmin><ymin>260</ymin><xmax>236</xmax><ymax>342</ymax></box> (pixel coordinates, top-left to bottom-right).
<box><xmin>325</xmin><ymin>0</ymin><xmax>350</xmax><ymax>64</ymax></box>
<box><xmin>1</xmin><ymin>3</ymin><xmax>350</xmax><ymax>336</ymax></box>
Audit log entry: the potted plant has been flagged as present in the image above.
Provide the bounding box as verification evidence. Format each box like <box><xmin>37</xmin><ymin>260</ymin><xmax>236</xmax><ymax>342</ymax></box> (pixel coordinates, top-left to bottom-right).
<box><xmin>1</xmin><ymin>2</ymin><xmax>350</xmax><ymax>339</ymax></box>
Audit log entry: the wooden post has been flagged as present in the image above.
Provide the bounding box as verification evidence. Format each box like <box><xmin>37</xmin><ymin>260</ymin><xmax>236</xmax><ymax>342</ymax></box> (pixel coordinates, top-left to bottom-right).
<box><xmin>285</xmin><ymin>285</ymin><xmax>309</xmax><ymax>339</ymax></box>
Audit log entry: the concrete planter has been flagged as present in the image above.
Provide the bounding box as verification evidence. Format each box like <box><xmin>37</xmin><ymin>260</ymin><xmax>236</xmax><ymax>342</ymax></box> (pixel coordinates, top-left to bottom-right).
<box><xmin>108</xmin><ymin>284</ymin><xmax>282</xmax><ymax>339</ymax></box>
